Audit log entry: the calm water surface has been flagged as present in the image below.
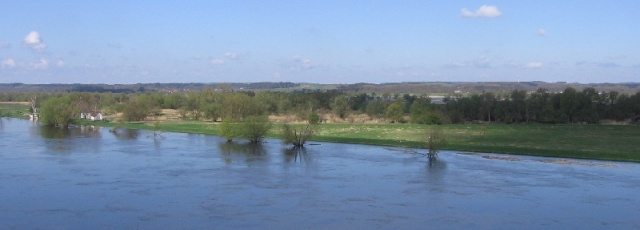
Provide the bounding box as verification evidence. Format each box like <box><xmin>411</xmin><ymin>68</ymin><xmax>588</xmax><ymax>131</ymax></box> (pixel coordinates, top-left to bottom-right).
<box><xmin>1</xmin><ymin>118</ymin><xmax>639</xmax><ymax>229</ymax></box>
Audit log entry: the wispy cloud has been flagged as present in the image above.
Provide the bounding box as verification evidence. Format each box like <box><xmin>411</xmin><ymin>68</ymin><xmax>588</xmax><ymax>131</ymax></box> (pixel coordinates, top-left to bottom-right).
<box><xmin>537</xmin><ymin>28</ymin><xmax>546</xmax><ymax>37</ymax></box>
<box><xmin>597</xmin><ymin>62</ymin><xmax>618</xmax><ymax>68</ymax></box>
<box><xmin>525</xmin><ymin>62</ymin><xmax>543</xmax><ymax>69</ymax></box>
<box><xmin>461</xmin><ymin>5</ymin><xmax>502</xmax><ymax>18</ymax></box>
<box><xmin>1</xmin><ymin>59</ymin><xmax>16</xmax><ymax>68</ymax></box>
<box><xmin>56</xmin><ymin>59</ymin><xmax>65</xmax><ymax>67</ymax></box>
<box><xmin>211</xmin><ymin>58</ymin><xmax>225</xmax><ymax>65</ymax></box>
<box><xmin>289</xmin><ymin>56</ymin><xmax>315</xmax><ymax>70</ymax></box>
<box><xmin>33</xmin><ymin>59</ymin><xmax>49</xmax><ymax>69</ymax></box>
<box><xmin>445</xmin><ymin>56</ymin><xmax>491</xmax><ymax>68</ymax></box>
<box><xmin>24</xmin><ymin>31</ymin><xmax>47</xmax><ymax>51</ymax></box>
<box><xmin>224</xmin><ymin>52</ymin><xmax>238</xmax><ymax>59</ymax></box>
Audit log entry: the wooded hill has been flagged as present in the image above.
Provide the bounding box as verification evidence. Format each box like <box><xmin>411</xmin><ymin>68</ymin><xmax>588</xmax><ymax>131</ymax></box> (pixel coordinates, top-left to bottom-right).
<box><xmin>1</xmin><ymin>82</ymin><xmax>639</xmax><ymax>94</ymax></box>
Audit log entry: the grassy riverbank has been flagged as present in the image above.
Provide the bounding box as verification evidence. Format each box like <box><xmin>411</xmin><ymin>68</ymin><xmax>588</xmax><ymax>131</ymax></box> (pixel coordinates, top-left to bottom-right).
<box><xmin>0</xmin><ymin>103</ymin><xmax>31</xmax><ymax>119</ymax></box>
<box><xmin>74</xmin><ymin>119</ymin><xmax>640</xmax><ymax>162</ymax></box>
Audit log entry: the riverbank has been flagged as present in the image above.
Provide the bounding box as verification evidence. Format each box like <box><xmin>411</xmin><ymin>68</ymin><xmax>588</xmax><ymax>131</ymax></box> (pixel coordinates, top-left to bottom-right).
<box><xmin>73</xmin><ymin>119</ymin><xmax>640</xmax><ymax>162</ymax></box>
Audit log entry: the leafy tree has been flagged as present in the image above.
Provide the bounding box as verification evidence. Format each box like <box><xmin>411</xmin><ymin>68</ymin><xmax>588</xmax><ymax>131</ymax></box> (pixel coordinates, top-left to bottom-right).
<box><xmin>40</xmin><ymin>96</ymin><xmax>78</xmax><ymax>128</ymax></box>
<box><xmin>220</xmin><ymin>93</ymin><xmax>260</xmax><ymax>120</ymax></box>
<box><xmin>509</xmin><ymin>90</ymin><xmax>527</xmax><ymax>123</ymax></box>
<box><xmin>277</xmin><ymin>98</ymin><xmax>293</xmax><ymax>115</ymax></box>
<box><xmin>365</xmin><ymin>101</ymin><xmax>387</xmax><ymax>117</ymax></box>
<box><xmin>219</xmin><ymin>117</ymin><xmax>239</xmax><ymax>142</ymax></box>
<box><xmin>331</xmin><ymin>95</ymin><xmax>349</xmax><ymax>119</ymax></box>
<box><xmin>385</xmin><ymin>99</ymin><xmax>405</xmax><ymax>123</ymax></box>
<box><xmin>308</xmin><ymin>111</ymin><xmax>321</xmax><ymax>124</ymax></box>
<box><xmin>184</xmin><ymin>92</ymin><xmax>204</xmax><ymax>120</ymax></box>
<box><xmin>480</xmin><ymin>92</ymin><xmax>496</xmax><ymax>122</ymax></box>
<box><xmin>121</xmin><ymin>95</ymin><xmax>155</xmax><ymax>121</ymax></box>
<box><xmin>410</xmin><ymin>98</ymin><xmax>432</xmax><ymax>124</ymax></box>
<box><xmin>349</xmin><ymin>93</ymin><xmax>368</xmax><ymax>111</ymax></box>
<box><xmin>240</xmin><ymin>115</ymin><xmax>272</xmax><ymax>143</ymax></box>
<box><xmin>560</xmin><ymin>87</ymin><xmax>580</xmax><ymax>123</ymax></box>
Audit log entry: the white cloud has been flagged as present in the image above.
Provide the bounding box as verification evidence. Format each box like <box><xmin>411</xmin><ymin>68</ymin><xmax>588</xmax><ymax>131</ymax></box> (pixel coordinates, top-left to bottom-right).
<box><xmin>461</xmin><ymin>5</ymin><xmax>502</xmax><ymax>18</ymax></box>
<box><xmin>56</xmin><ymin>60</ymin><xmax>65</xmax><ymax>67</ymax></box>
<box><xmin>538</xmin><ymin>28</ymin><xmax>546</xmax><ymax>37</ymax></box>
<box><xmin>211</xmin><ymin>58</ymin><xmax>225</xmax><ymax>65</ymax></box>
<box><xmin>33</xmin><ymin>59</ymin><xmax>49</xmax><ymax>69</ymax></box>
<box><xmin>526</xmin><ymin>62</ymin><xmax>543</xmax><ymax>69</ymax></box>
<box><xmin>224</xmin><ymin>52</ymin><xmax>238</xmax><ymax>59</ymax></box>
<box><xmin>24</xmin><ymin>31</ymin><xmax>47</xmax><ymax>51</ymax></box>
<box><xmin>445</xmin><ymin>56</ymin><xmax>491</xmax><ymax>68</ymax></box>
<box><xmin>292</xmin><ymin>56</ymin><xmax>314</xmax><ymax>69</ymax></box>
<box><xmin>1</xmin><ymin>59</ymin><xmax>16</xmax><ymax>68</ymax></box>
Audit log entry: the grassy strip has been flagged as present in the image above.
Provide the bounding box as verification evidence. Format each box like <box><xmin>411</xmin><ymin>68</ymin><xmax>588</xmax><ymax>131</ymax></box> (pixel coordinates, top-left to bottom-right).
<box><xmin>75</xmin><ymin>119</ymin><xmax>640</xmax><ymax>162</ymax></box>
<box><xmin>0</xmin><ymin>104</ymin><xmax>31</xmax><ymax>119</ymax></box>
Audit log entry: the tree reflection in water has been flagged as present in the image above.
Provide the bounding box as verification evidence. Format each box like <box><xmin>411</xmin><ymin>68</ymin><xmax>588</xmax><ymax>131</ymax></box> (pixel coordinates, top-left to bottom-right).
<box><xmin>38</xmin><ymin>125</ymin><xmax>101</xmax><ymax>154</ymax></box>
<box><xmin>283</xmin><ymin>147</ymin><xmax>312</xmax><ymax>165</ymax></box>
<box><xmin>426</xmin><ymin>157</ymin><xmax>447</xmax><ymax>185</ymax></box>
<box><xmin>109</xmin><ymin>128</ymin><xmax>140</xmax><ymax>140</ymax></box>
<box><xmin>40</xmin><ymin>125</ymin><xmax>102</xmax><ymax>139</ymax></box>
<box><xmin>218</xmin><ymin>142</ymin><xmax>267</xmax><ymax>165</ymax></box>
<box><xmin>40</xmin><ymin>126</ymin><xmax>71</xmax><ymax>139</ymax></box>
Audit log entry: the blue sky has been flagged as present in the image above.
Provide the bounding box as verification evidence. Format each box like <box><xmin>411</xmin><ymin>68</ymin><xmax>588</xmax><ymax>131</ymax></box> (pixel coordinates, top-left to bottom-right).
<box><xmin>1</xmin><ymin>1</ymin><xmax>639</xmax><ymax>84</ymax></box>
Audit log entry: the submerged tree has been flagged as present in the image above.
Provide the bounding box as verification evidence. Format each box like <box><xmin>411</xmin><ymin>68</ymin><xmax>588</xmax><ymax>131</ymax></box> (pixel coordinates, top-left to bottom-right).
<box><xmin>40</xmin><ymin>96</ymin><xmax>78</xmax><ymax>128</ymax></box>
<box><xmin>425</xmin><ymin>127</ymin><xmax>447</xmax><ymax>159</ymax></box>
<box><xmin>282</xmin><ymin>123</ymin><xmax>317</xmax><ymax>148</ymax></box>
<box><xmin>219</xmin><ymin>117</ymin><xmax>239</xmax><ymax>142</ymax></box>
<box><xmin>240</xmin><ymin>115</ymin><xmax>272</xmax><ymax>144</ymax></box>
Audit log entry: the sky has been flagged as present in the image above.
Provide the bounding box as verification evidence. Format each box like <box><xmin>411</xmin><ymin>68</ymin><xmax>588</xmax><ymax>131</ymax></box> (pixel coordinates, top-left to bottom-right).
<box><xmin>1</xmin><ymin>1</ymin><xmax>639</xmax><ymax>84</ymax></box>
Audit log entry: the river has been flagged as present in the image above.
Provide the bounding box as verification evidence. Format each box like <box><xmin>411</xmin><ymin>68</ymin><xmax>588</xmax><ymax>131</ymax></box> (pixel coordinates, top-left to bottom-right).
<box><xmin>0</xmin><ymin>118</ymin><xmax>639</xmax><ymax>229</ymax></box>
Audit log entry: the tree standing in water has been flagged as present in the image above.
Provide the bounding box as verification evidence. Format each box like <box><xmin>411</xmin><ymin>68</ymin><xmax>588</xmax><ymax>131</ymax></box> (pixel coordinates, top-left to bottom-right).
<box><xmin>426</xmin><ymin>127</ymin><xmax>447</xmax><ymax>159</ymax></box>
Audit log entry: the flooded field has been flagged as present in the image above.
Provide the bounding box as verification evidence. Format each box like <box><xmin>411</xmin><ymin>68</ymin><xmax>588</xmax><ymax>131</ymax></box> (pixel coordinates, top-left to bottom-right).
<box><xmin>1</xmin><ymin>118</ymin><xmax>639</xmax><ymax>229</ymax></box>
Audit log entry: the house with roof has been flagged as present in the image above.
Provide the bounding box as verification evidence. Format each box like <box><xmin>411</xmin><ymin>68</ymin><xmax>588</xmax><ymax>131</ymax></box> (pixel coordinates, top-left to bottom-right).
<box><xmin>80</xmin><ymin>111</ymin><xmax>103</xmax><ymax>121</ymax></box>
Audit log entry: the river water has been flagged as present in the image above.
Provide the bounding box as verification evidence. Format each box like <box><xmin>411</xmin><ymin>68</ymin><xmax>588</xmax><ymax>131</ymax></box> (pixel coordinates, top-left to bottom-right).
<box><xmin>0</xmin><ymin>118</ymin><xmax>639</xmax><ymax>229</ymax></box>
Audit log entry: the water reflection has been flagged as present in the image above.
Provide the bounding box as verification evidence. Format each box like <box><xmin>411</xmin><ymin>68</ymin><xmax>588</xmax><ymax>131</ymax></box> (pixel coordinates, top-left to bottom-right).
<box><xmin>425</xmin><ymin>157</ymin><xmax>447</xmax><ymax>184</ymax></box>
<box><xmin>218</xmin><ymin>142</ymin><xmax>268</xmax><ymax>165</ymax></box>
<box><xmin>40</xmin><ymin>126</ymin><xmax>72</xmax><ymax>139</ymax></box>
<box><xmin>37</xmin><ymin>125</ymin><xmax>101</xmax><ymax>154</ymax></box>
<box><xmin>39</xmin><ymin>125</ymin><xmax>102</xmax><ymax>139</ymax></box>
<box><xmin>109</xmin><ymin>128</ymin><xmax>140</xmax><ymax>140</ymax></box>
<box><xmin>283</xmin><ymin>147</ymin><xmax>312</xmax><ymax>165</ymax></box>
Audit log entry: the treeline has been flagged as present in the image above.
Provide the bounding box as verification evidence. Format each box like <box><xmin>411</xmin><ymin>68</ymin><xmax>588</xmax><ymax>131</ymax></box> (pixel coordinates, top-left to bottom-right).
<box><xmin>445</xmin><ymin>87</ymin><xmax>640</xmax><ymax>124</ymax></box>
<box><xmin>5</xmin><ymin>86</ymin><xmax>640</xmax><ymax>127</ymax></box>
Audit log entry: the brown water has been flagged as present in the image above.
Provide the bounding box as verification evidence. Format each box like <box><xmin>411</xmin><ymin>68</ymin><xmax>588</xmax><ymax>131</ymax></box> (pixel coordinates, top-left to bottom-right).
<box><xmin>1</xmin><ymin>118</ymin><xmax>639</xmax><ymax>229</ymax></box>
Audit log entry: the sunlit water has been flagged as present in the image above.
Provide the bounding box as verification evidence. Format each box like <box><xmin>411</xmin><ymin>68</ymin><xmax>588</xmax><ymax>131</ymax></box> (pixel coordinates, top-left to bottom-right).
<box><xmin>1</xmin><ymin>118</ymin><xmax>639</xmax><ymax>229</ymax></box>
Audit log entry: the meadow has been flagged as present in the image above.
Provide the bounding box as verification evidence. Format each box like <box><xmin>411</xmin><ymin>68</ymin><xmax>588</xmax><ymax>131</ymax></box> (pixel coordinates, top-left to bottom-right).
<box><xmin>75</xmin><ymin>119</ymin><xmax>640</xmax><ymax>162</ymax></box>
<box><xmin>6</xmin><ymin>101</ymin><xmax>637</xmax><ymax>162</ymax></box>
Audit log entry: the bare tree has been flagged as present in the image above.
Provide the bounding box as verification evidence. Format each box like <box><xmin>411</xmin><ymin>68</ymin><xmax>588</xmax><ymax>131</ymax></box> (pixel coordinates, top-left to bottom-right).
<box><xmin>426</xmin><ymin>127</ymin><xmax>447</xmax><ymax>159</ymax></box>
<box><xmin>282</xmin><ymin>124</ymin><xmax>317</xmax><ymax>148</ymax></box>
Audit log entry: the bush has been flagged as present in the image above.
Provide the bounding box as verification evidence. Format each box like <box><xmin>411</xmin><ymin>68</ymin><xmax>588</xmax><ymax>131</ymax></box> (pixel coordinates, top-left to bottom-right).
<box><xmin>282</xmin><ymin>124</ymin><xmax>316</xmax><ymax>147</ymax></box>
<box><xmin>219</xmin><ymin>117</ymin><xmax>239</xmax><ymax>142</ymax></box>
<box><xmin>40</xmin><ymin>96</ymin><xmax>77</xmax><ymax>127</ymax></box>
<box><xmin>308</xmin><ymin>111</ymin><xmax>321</xmax><ymax>124</ymax></box>
<box><xmin>425</xmin><ymin>128</ymin><xmax>447</xmax><ymax>159</ymax></box>
<box><xmin>240</xmin><ymin>115</ymin><xmax>272</xmax><ymax>143</ymax></box>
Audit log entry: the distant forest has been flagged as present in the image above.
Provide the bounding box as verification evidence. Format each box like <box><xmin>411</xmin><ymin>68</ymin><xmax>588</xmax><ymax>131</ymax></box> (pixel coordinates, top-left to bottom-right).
<box><xmin>1</xmin><ymin>81</ymin><xmax>640</xmax><ymax>94</ymax></box>
<box><xmin>2</xmin><ymin>82</ymin><xmax>639</xmax><ymax>126</ymax></box>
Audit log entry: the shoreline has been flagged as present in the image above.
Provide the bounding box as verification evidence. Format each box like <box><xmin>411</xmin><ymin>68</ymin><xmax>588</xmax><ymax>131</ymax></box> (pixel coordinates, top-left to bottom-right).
<box><xmin>68</xmin><ymin>119</ymin><xmax>640</xmax><ymax>163</ymax></box>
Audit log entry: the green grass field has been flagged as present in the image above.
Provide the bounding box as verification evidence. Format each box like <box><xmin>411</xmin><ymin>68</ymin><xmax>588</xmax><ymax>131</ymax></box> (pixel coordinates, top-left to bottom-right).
<box><xmin>0</xmin><ymin>103</ymin><xmax>31</xmax><ymax>118</ymax></box>
<box><xmin>74</xmin><ymin>119</ymin><xmax>640</xmax><ymax>162</ymax></box>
